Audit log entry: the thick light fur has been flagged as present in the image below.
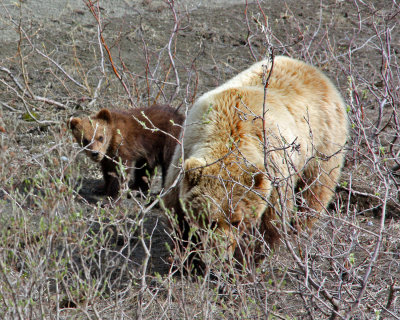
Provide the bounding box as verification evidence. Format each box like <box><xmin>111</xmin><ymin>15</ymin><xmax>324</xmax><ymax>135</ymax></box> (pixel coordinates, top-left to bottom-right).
<box><xmin>164</xmin><ymin>56</ymin><xmax>348</xmax><ymax>253</ymax></box>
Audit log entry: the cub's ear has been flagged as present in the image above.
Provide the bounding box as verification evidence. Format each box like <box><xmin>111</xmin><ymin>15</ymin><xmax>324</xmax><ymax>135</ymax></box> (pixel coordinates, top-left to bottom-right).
<box><xmin>96</xmin><ymin>109</ymin><xmax>112</xmax><ymax>123</ymax></box>
<box><xmin>67</xmin><ymin>117</ymin><xmax>81</xmax><ymax>130</ymax></box>
<box><xmin>184</xmin><ymin>157</ymin><xmax>206</xmax><ymax>187</ymax></box>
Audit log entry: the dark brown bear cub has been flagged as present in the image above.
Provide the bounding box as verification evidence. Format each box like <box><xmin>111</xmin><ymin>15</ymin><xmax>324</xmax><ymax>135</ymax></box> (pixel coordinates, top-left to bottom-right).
<box><xmin>68</xmin><ymin>105</ymin><xmax>184</xmax><ymax>199</ymax></box>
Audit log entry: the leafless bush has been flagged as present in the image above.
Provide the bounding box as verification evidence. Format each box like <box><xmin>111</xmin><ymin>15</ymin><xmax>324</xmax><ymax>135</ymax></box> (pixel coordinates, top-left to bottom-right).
<box><xmin>0</xmin><ymin>0</ymin><xmax>399</xmax><ymax>319</ymax></box>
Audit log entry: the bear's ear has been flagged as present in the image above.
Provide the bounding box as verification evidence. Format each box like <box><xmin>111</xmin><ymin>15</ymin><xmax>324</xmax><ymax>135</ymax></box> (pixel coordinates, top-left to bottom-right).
<box><xmin>96</xmin><ymin>109</ymin><xmax>112</xmax><ymax>123</ymax></box>
<box><xmin>184</xmin><ymin>157</ymin><xmax>206</xmax><ymax>187</ymax></box>
<box><xmin>253</xmin><ymin>172</ymin><xmax>269</xmax><ymax>192</ymax></box>
<box><xmin>184</xmin><ymin>157</ymin><xmax>206</xmax><ymax>171</ymax></box>
<box><xmin>67</xmin><ymin>117</ymin><xmax>81</xmax><ymax>130</ymax></box>
<box><xmin>254</xmin><ymin>172</ymin><xmax>264</xmax><ymax>189</ymax></box>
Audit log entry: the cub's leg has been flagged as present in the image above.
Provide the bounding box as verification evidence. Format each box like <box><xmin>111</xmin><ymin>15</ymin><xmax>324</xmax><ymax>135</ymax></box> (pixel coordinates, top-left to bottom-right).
<box><xmin>100</xmin><ymin>157</ymin><xmax>121</xmax><ymax>199</ymax></box>
<box><xmin>130</xmin><ymin>158</ymin><xmax>155</xmax><ymax>193</ymax></box>
<box><xmin>160</xmin><ymin>162</ymin><xmax>171</xmax><ymax>188</ymax></box>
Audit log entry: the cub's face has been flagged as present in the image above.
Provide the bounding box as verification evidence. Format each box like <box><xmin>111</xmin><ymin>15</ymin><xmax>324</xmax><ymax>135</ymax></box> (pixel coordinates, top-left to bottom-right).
<box><xmin>181</xmin><ymin>157</ymin><xmax>271</xmax><ymax>252</ymax></box>
<box><xmin>68</xmin><ymin>109</ymin><xmax>113</xmax><ymax>162</ymax></box>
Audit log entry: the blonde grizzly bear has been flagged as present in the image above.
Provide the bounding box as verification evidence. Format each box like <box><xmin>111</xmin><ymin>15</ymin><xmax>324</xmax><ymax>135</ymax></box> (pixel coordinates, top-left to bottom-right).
<box><xmin>68</xmin><ymin>105</ymin><xmax>183</xmax><ymax>199</ymax></box>
<box><xmin>163</xmin><ymin>56</ymin><xmax>348</xmax><ymax>257</ymax></box>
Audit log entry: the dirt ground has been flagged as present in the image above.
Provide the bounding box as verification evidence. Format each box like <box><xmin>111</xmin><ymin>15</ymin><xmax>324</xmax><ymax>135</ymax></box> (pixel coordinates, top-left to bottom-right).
<box><xmin>0</xmin><ymin>0</ymin><xmax>400</xmax><ymax>319</ymax></box>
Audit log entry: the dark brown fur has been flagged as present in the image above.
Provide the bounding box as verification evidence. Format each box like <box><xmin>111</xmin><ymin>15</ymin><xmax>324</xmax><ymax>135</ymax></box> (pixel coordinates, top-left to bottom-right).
<box><xmin>68</xmin><ymin>105</ymin><xmax>184</xmax><ymax>199</ymax></box>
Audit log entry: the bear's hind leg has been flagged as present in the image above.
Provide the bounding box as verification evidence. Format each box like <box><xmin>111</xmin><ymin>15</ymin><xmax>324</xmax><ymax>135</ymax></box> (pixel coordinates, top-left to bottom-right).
<box><xmin>300</xmin><ymin>154</ymin><xmax>344</xmax><ymax>228</ymax></box>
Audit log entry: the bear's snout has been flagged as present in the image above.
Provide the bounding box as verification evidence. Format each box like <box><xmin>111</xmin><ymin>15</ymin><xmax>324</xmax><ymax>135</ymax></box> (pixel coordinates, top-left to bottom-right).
<box><xmin>90</xmin><ymin>151</ymin><xmax>102</xmax><ymax>161</ymax></box>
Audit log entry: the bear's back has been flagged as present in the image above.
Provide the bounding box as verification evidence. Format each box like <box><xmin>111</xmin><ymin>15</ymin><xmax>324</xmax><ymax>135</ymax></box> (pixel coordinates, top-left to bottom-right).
<box><xmin>183</xmin><ymin>57</ymin><xmax>347</xmax><ymax>161</ymax></box>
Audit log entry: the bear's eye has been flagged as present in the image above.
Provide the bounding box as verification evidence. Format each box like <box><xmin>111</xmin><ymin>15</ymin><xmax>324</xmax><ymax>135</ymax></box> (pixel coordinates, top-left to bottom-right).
<box><xmin>98</xmin><ymin>136</ymin><xmax>104</xmax><ymax>142</ymax></box>
<box><xmin>231</xmin><ymin>221</ymin><xmax>241</xmax><ymax>229</ymax></box>
<box><xmin>82</xmin><ymin>138</ymin><xmax>89</xmax><ymax>146</ymax></box>
<box><xmin>210</xmin><ymin>221</ymin><xmax>218</xmax><ymax>230</ymax></box>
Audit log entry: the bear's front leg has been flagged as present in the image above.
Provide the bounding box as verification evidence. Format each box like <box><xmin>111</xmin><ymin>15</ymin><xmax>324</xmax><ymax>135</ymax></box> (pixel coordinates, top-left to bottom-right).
<box><xmin>100</xmin><ymin>157</ymin><xmax>120</xmax><ymax>199</ymax></box>
<box><xmin>130</xmin><ymin>158</ymin><xmax>154</xmax><ymax>193</ymax></box>
<box><xmin>92</xmin><ymin>183</ymin><xmax>107</xmax><ymax>196</ymax></box>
